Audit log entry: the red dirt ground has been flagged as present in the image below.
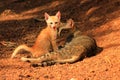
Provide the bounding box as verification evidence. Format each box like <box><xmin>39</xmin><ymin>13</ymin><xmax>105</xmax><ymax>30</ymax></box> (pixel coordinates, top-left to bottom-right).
<box><xmin>0</xmin><ymin>0</ymin><xmax>120</xmax><ymax>80</ymax></box>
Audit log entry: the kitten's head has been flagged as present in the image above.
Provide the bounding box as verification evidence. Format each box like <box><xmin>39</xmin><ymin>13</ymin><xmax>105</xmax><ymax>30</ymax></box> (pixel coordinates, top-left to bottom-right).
<box><xmin>45</xmin><ymin>11</ymin><xmax>61</xmax><ymax>30</ymax></box>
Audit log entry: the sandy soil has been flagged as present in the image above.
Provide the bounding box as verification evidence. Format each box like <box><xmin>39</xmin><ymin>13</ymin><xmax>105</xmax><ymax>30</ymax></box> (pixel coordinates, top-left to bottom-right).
<box><xmin>0</xmin><ymin>0</ymin><xmax>120</xmax><ymax>80</ymax></box>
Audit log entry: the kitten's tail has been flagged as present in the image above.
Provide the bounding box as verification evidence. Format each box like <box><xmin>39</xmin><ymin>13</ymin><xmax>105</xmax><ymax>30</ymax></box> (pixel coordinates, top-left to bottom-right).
<box><xmin>11</xmin><ymin>44</ymin><xmax>31</xmax><ymax>58</ymax></box>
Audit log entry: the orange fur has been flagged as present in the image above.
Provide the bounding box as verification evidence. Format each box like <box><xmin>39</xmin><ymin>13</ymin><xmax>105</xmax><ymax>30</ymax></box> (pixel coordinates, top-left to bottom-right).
<box><xmin>11</xmin><ymin>11</ymin><xmax>61</xmax><ymax>58</ymax></box>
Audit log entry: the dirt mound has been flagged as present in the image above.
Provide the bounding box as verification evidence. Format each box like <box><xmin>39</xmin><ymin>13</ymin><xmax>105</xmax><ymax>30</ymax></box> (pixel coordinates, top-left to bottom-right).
<box><xmin>0</xmin><ymin>0</ymin><xmax>120</xmax><ymax>80</ymax></box>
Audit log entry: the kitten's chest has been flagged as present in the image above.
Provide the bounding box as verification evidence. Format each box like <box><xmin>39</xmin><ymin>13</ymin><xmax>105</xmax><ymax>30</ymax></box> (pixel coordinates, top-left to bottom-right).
<box><xmin>51</xmin><ymin>30</ymin><xmax>57</xmax><ymax>38</ymax></box>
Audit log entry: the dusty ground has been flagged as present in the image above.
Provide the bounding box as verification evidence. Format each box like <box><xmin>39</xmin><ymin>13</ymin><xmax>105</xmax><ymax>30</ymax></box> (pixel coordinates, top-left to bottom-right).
<box><xmin>0</xmin><ymin>0</ymin><xmax>120</xmax><ymax>80</ymax></box>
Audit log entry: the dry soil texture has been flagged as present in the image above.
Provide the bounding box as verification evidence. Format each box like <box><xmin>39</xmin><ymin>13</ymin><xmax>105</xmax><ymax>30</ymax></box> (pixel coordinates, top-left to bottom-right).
<box><xmin>0</xmin><ymin>0</ymin><xmax>120</xmax><ymax>80</ymax></box>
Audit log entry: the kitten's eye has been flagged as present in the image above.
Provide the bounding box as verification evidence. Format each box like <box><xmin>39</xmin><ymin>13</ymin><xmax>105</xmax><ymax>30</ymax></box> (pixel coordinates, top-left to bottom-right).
<box><xmin>55</xmin><ymin>22</ymin><xmax>58</xmax><ymax>24</ymax></box>
<box><xmin>50</xmin><ymin>22</ymin><xmax>53</xmax><ymax>24</ymax></box>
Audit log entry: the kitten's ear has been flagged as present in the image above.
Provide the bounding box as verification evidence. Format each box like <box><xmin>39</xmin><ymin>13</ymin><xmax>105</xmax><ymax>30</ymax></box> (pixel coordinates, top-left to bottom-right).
<box><xmin>44</xmin><ymin>12</ymin><xmax>50</xmax><ymax>20</ymax></box>
<box><xmin>55</xmin><ymin>11</ymin><xmax>61</xmax><ymax>19</ymax></box>
<box><xmin>68</xmin><ymin>19</ymin><xmax>74</xmax><ymax>27</ymax></box>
